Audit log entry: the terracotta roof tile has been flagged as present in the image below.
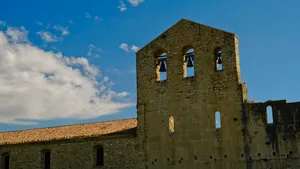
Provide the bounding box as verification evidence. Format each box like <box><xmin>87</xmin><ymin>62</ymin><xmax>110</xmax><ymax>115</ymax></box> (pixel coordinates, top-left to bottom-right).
<box><xmin>0</xmin><ymin>118</ymin><xmax>137</xmax><ymax>145</ymax></box>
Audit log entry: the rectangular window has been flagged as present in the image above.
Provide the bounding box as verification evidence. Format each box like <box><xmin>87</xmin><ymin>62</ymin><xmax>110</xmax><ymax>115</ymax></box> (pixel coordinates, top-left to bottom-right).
<box><xmin>1</xmin><ymin>153</ymin><xmax>9</xmax><ymax>169</ymax></box>
<box><xmin>44</xmin><ymin>151</ymin><xmax>50</xmax><ymax>169</ymax></box>
<box><xmin>96</xmin><ymin>146</ymin><xmax>104</xmax><ymax>166</ymax></box>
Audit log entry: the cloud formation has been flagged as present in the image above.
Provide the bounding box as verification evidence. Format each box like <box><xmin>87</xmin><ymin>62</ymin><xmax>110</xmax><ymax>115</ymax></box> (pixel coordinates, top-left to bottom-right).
<box><xmin>128</xmin><ymin>0</ymin><xmax>144</xmax><ymax>7</ymax></box>
<box><xmin>0</xmin><ymin>20</ymin><xmax>6</xmax><ymax>27</ymax></box>
<box><xmin>0</xmin><ymin>26</ymin><xmax>132</xmax><ymax>125</ymax></box>
<box><xmin>119</xmin><ymin>43</ymin><xmax>139</xmax><ymax>53</ymax></box>
<box><xmin>87</xmin><ymin>44</ymin><xmax>102</xmax><ymax>58</ymax></box>
<box><xmin>53</xmin><ymin>25</ymin><xmax>69</xmax><ymax>36</ymax></box>
<box><xmin>118</xmin><ymin>0</ymin><xmax>127</xmax><ymax>11</ymax></box>
<box><xmin>5</xmin><ymin>26</ymin><xmax>29</xmax><ymax>43</ymax></box>
<box><xmin>119</xmin><ymin>43</ymin><xmax>129</xmax><ymax>52</ymax></box>
<box><xmin>36</xmin><ymin>31</ymin><xmax>58</xmax><ymax>42</ymax></box>
<box><xmin>36</xmin><ymin>23</ymin><xmax>70</xmax><ymax>43</ymax></box>
<box><xmin>131</xmin><ymin>45</ymin><xmax>139</xmax><ymax>52</ymax></box>
<box><xmin>85</xmin><ymin>13</ymin><xmax>102</xmax><ymax>22</ymax></box>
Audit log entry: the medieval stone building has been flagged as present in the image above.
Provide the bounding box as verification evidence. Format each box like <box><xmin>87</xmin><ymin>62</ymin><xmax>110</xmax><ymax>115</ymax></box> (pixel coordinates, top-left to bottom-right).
<box><xmin>1</xmin><ymin>19</ymin><xmax>300</xmax><ymax>169</ymax></box>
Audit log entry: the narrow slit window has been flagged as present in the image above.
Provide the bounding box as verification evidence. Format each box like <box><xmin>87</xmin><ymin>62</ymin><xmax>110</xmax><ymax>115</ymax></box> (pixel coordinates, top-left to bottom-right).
<box><xmin>169</xmin><ymin>116</ymin><xmax>174</xmax><ymax>133</ymax></box>
<box><xmin>1</xmin><ymin>152</ymin><xmax>10</xmax><ymax>169</ymax></box>
<box><xmin>43</xmin><ymin>150</ymin><xmax>51</xmax><ymax>169</ymax></box>
<box><xmin>95</xmin><ymin>145</ymin><xmax>104</xmax><ymax>166</ymax></box>
<box><xmin>267</xmin><ymin>106</ymin><xmax>273</xmax><ymax>124</ymax></box>
<box><xmin>156</xmin><ymin>53</ymin><xmax>167</xmax><ymax>81</ymax></box>
<box><xmin>215</xmin><ymin>47</ymin><xmax>222</xmax><ymax>71</ymax></box>
<box><xmin>215</xmin><ymin>111</ymin><xmax>221</xmax><ymax>129</ymax></box>
<box><xmin>184</xmin><ymin>48</ymin><xmax>195</xmax><ymax>77</ymax></box>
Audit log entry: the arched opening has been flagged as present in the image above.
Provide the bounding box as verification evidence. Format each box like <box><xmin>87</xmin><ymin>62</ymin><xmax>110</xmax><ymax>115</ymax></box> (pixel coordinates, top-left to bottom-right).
<box><xmin>215</xmin><ymin>111</ymin><xmax>221</xmax><ymax>129</ymax></box>
<box><xmin>1</xmin><ymin>152</ymin><xmax>10</xmax><ymax>169</ymax></box>
<box><xmin>214</xmin><ymin>47</ymin><xmax>222</xmax><ymax>71</ymax></box>
<box><xmin>169</xmin><ymin>116</ymin><xmax>174</xmax><ymax>133</ymax></box>
<box><xmin>95</xmin><ymin>145</ymin><xmax>104</xmax><ymax>166</ymax></box>
<box><xmin>42</xmin><ymin>149</ymin><xmax>51</xmax><ymax>169</ymax></box>
<box><xmin>266</xmin><ymin>106</ymin><xmax>273</xmax><ymax>124</ymax></box>
<box><xmin>156</xmin><ymin>51</ymin><xmax>167</xmax><ymax>81</ymax></box>
<box><xmin>183</xmin><ymin>48</ymin><xmax>194</xmax><ymax>77</ymax></box>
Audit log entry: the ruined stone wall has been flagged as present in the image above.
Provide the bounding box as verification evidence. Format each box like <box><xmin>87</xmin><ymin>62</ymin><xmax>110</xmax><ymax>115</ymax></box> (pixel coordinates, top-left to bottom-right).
<box><xmin>244</xmin><ymin>100</ymin><xmax>300</xmax><ymax>169</ymax></box>
<box><xmin>0</xmin><ymin>135</ymin><xmax>144</xmax><ymax>169</ymax></box>
<box><xmin>136</xmin><ymin>19</ymin><xmax>248</xmax><ymax>169</ymax></box>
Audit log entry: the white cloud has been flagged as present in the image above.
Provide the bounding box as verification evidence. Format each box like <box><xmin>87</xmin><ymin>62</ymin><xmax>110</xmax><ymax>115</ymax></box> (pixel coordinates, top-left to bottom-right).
<box><xmin>36</xmin><ymin>31</ymin><xmax>58</xmax><ymax>42</ymax></box>
<box><xmin>0</xmin><ymin>27</ymin><xmax>133</xmax><ymax>125</ymax></box>
<box><xmin>88</xmin><ymin>44</ymin><xmax>95</xmax><ymax>57</ymax></box>
<box><xmin>87</xmin><ymin>44</ymin><xmax>102</xmax><ymax>58</ymax></box>
<box><xmin>119</xmin><ymin>43</ymin><xmax>129</xmax><ymax>52</ymax></box>
<box><xmin>5</xmin><ymin>26</ymin><xmax>29</xmax><ymax>43</ymax></box>
<box><xmin>120</xmin><ymin>43</ymin><xmax>139</xmax><ymax>53</ymax></box>
<box><xmin>0</xmin><ymin>20</ymin><xmax>6</xmax><ymax>27</ymax></box>
<box><xmin>85</xmin><ymin>12</ymin><xmax>92</xmax><ymax>19</ymax></box>
<box><xmin>131</xmin><ymin>45</ymin><xmax>139</xmax><ymax>52</ymax></box>
<box><xmin>128</xmin><ymin>0</ymin><xmax>144</xmax><ymax>7</ymax></box>
<box><xmin>0</xmin><ymin>32</ymin><xmax>8</xmax><ymax>45</ymax></box>
<box><xmin>85</xmin><ymin>13</ymin><xmax>102</xmax><ymax>22</ymax></box>
<box><xmin>53</xmin><ymin>25</ymin><xmax>69</xmax><ymax>36</ymax></box>
<box><xmin>118</xmin><ymin>0</ymin><xmax>127</xmax><ymax>11</ymax></box>
<box><xmin>36</xmin><ymin>23</ymin><xmax>69</xmax><ymax>42</ymax></box>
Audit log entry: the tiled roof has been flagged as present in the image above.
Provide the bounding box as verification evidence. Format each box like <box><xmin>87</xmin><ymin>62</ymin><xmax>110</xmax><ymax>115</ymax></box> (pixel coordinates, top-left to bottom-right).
<box><xmin>0</xmin><ymin>118</ymin><xmax>137</xmax><ymax>145</ymax></box>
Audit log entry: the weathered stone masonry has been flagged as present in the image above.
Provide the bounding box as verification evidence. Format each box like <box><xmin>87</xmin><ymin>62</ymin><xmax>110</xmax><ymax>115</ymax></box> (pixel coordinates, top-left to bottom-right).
<box><xmin>136</xmin><ymin>19</ymin><xmax>300</xmax><ymax>169</ymax></box>
<box><xmin>1</xmin><ymin>18</ymin><xmax>300</xmax><ymax>169</ymax></box>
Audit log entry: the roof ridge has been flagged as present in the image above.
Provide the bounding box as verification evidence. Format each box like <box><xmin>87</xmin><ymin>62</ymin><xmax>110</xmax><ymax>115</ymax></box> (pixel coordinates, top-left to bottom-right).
<box><xmin>0</xmin><ymin>118</ymin><xmax>136</xmax><ymax>134</ymax></box>
<box><xmin>136</xmin><ymin>18</ymin><xmax>235</xmax><ymax>54</ymax></box>
<box><xmin>179</xmin><ymin>18</ymin><xmax>235</xmax><ymax>35</ymax></box>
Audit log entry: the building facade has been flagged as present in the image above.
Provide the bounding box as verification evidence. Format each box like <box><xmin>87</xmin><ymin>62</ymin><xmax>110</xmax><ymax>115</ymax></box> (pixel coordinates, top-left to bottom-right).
<box><xmin>1</xmin><ymin>19</ymin><xmax>300</xmax><ymax>169</ymax></box>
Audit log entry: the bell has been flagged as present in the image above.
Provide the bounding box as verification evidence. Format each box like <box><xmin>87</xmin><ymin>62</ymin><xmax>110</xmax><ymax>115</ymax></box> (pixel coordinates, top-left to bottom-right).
<box><xmin>159</xmin><ymin>61</ymin><xmax>166</xmax><ymax>72</ymax></box>
<box><xmin>217</xmin><ymin>57</ymin><xmax>222</xmax><ymax>64</ymax></box>
<box><xmin>186</xmin><ymin>57</ymin><xmax>194</xmax><ymax>67</ymax></box>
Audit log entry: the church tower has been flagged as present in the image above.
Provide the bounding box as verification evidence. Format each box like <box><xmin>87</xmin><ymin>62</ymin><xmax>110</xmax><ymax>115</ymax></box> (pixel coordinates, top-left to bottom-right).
<box><xmin>136</xmin><ymin>19</ymin><xmax>248</xmax><ymax>169</ymax></box>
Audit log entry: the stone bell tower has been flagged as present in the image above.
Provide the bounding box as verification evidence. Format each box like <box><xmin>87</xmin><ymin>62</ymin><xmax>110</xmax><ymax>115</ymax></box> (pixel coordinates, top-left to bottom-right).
<box><xmin>136</xmin><ymin>19</ymin><xmax>248</xmax><ymax>169</ymax></box>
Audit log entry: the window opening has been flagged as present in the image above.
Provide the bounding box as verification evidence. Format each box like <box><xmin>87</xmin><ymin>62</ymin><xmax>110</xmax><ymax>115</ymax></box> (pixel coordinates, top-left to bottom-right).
<box><xmin>1</xmin><ymin>152</ymin><xmax>9</xmax><ymax>169</ymax></box>
<box><xmin>215</xmin><ymin>111</ymin><xmax>221</xmax><ymax>129</ymax></box>
<box><xmin>184</xmin><ymin>48</ymin><xmax>194</xmax><ymax>77</ymax></box>
<box><xmin>156</xmin><ymin>53</ymin><xmax>167</xmax><ymax>81</ymax></box>
<box><xmin>95</xmin><ymin>145</ymin><xmax>104</xmax><ymax>166</ymax></box>
<box><xmin>169</xmin><ymin>116</ymin><xmax>174</xmax><ymax>133</ymax></box>
<box><xmin>215</xmin><ymin>47</ymin><xmax>222</xmax><ymax>71</ymax></box>
<box><xmin>43</xmin><ymin>150</ymin><xmax>51</xmax><ymax>169</ymax></box>
<box><xmin>267</xmin><ymin>106</ymin><xmax>273</xmax><ymax>124</ymax></box>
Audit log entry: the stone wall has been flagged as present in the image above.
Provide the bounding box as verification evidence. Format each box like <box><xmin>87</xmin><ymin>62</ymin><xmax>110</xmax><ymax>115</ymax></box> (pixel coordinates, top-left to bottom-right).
<box><xmin>0</xmin><ymin>134</ymin><xmax>144</xmax><ymax>169</ymax></box>
<box><xmin>244</xmin><ymin>100</ymin><xmax>300</xmax><ymax>169</ymax></box>
<box><xmin>136</xmin><ymin>19</ymin><xmax>248</xmax><ymax>169</ymax></box>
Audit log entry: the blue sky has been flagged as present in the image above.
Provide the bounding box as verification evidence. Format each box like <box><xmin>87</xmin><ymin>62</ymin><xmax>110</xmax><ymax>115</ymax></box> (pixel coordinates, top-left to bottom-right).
<box><xmin>0</xmin><ymin>0</ymin><xmax>299</xmax><ymax>131</ymax></box>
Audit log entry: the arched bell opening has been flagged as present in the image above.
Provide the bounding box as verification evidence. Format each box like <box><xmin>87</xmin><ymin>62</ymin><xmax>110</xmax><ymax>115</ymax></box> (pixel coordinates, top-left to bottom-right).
<box><xmin>183</xmin><ymin>46</ymin><xmax>195</xmax><ymax>78</ymax></box>
<box><xmin>155</xmin><ymin>50</ymin><xmax>167</xmax><ymax>81</ymax></box>
<box><xmin>214</xmin><ymin>47</ymin><xmax>223</xmax><ymax>71</ymax></box>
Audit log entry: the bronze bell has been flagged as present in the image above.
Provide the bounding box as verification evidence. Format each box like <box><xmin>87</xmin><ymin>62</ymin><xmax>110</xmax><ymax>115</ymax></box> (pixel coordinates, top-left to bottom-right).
<box><xmin>186</xmin><ymin>57</ymin><xmax>194</xmax><ymax>67</ymax></box>
<box><xmin>159</xmin><ymin>61</ymin><xmax>166</xmax><ymax>72</ymax></box>
<box><xmin>217</xmin><ymin>57</ymin><xmax>222</xmax><ymax>64</ymax></box>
